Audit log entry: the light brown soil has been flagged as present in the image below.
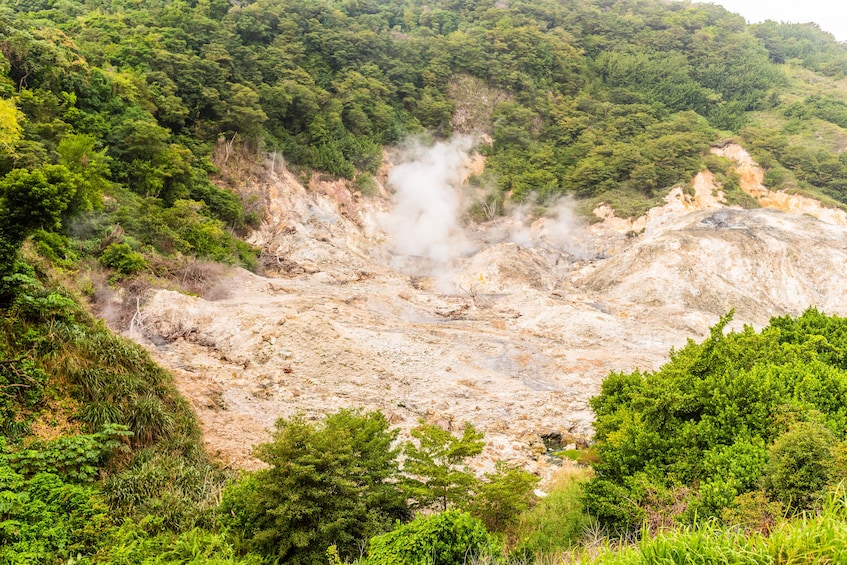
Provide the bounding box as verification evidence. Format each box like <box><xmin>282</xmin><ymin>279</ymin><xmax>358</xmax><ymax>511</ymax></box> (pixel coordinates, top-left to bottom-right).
<box><xmin>124</xmin><ymin>145</ymin><xmax>847</xmax><ymax>474</ymax></box>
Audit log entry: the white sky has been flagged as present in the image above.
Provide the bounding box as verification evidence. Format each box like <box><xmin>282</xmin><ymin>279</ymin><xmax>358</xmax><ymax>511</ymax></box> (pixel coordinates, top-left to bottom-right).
<box><xmin>693</xmin><ymin>1</ymin><xmax>847</xmax><ymax>42</ymax></box>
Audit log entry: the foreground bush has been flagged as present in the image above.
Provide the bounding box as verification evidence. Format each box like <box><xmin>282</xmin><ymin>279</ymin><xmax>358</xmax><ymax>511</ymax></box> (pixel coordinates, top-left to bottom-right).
<box><xmin>586</xmin><ymin>309</ymin><xmax>847</xmax><ymax>532</ymax></box>
<box><xmin>219</xmin><ymin>410</ymin><xmax>409</xmax><ymax>565</ymax></box>
<box><xmin>0</xmin><ymin>465</ymin><xmax>112</xmax><ymax>563</ymax></box>
<box><xmin>367</xmin><ymin>511</ymin><xmax>501</xmax><ymax>565</ymax></box>
<box><xmin>589</xmin><ymin>490</ymin><xmax>847</xmax><ymax>564</ymax></box>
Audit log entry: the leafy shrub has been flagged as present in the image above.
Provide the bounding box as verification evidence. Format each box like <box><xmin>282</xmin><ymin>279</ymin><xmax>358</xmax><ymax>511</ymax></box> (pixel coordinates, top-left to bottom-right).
<box><xmin>763</xmin><ymin>421</ymin><xmax>837</xmax><ymax>511</ymax></box>
<box><xmin>720</xmin><ymin>490</ymin><xmax>783</xmax><ymax>535</ymax></box>
<box><xmin>124</xmin><ymin>198</ymin><xmax>259</xmax><ymax>270</ymax></box>
<box><xmin>786</xmin><ymin>95</ymin><xmax>847</xmax><ymax>130</ymax></box>
<box><xmin>189</xmin><ymin>181</ymin><xmax>249</xmax><ymax>230</ymax></box>
<box><xmin>763</xmin><ymin>166</ymin><xmax>789</xmax><ymax>189</ymax></box>
<box><xmin>0</xmin><ymin>465</ymin><xmax>113</xmax><ymax>563</ymax></box>
<box><xmin>586</xmin><ymin>309</ymin><xmax>847</xmax><ymax>532</ymax></box>
<box><xmin>354</xmin><ymin>172</ymin><xmax>378</xmax><ymax>196</ymax></box>
<box><xmin>100</xmin><ymin>242</ymin><xmax>147</xmax><ymax>276</ymax></box>
<box><xmin>13</xmin><ymin>289</ymin><xmax>78</xmax><ymax>322</ymax></box>
<box><xmin>367</xmin><ymin>511</ymin><xmax>501</xmax><ymax>565</ymax></box>
<box><xmin>30</xmin><ymin>229</ymin><xmax>78</xmax><ymax>267</ymax></box>
<box><xmin>2</xmin><ymin>424</ymin><xmax>131</xmax><ymax>482</ymax></box>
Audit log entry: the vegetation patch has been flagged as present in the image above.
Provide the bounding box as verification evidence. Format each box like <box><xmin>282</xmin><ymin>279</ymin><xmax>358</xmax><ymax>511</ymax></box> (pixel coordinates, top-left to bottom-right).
<box><xmin>586</xmin><ymin>309</ymin><xmax>847</xmax><ymax>533</ymax></box>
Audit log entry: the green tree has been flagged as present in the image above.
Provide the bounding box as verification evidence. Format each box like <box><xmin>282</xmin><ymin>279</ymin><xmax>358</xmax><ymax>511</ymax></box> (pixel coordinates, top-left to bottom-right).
<box><xmin>0</xmin><ymin>98</ymin><xmax>22</xmax><ymax>153</ymax></box>
<box><xmin>0</xmin><ymin>165</ymin><xmax>78</xmax><ymax>245</ymax></box>
<box><xmin>467</xmin><ymin>462</ymin><xmax>539</xmax><ymax>533</ymax></box>
<box><xmin>220</xmin><ymin>83</ymin><xmax>268</xmax><ymax>140</ymax></box>
<box><xmin>57</xmin><ymin>133</ymin><xmax>109</xmax><ymax>216</ymax></box>
<box><xmin>403</xmin><ymin>421</ymin><xmax>485</xmax><ymax>511</ymax></box>
<box><xmin>219</xmin><ymin>409</ymin><xmax>408</xmax><ymax>565</ymax></box>
<box><xmin>0</xmin><ymin>164</ymin><xmax>78</xmax><ymax>303</ymax></box>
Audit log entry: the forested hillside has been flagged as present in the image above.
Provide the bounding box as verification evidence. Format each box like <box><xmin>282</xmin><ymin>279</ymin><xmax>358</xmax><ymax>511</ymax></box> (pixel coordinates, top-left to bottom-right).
<box><xmin>4</xmin><ymin>0</ymin><xmax>847</xmax><ymax>238</ymax></box>
<box><xmin>4</xmin><ymin>0</ymin><xmax>847</xmax><ymax>562</ymax></box>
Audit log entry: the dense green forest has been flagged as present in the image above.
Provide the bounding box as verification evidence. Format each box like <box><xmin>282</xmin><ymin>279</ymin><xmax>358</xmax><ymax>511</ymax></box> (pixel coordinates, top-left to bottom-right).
<box><xmin>4</xmin><ymin>0</ymin><xmax>847</xmax><ymax>562</ymax></box>
<box><xmin>4</xmin><ymin>0</ymin><xmax>847</xmax><ymax>236</ymax></box>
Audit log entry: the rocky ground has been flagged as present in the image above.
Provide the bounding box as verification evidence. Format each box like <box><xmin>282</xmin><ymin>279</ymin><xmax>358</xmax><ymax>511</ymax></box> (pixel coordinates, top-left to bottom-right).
<box><xmin>123</xmin><ymin>142</ymin><xmax>847</xmax><ymax>475</ymax></box>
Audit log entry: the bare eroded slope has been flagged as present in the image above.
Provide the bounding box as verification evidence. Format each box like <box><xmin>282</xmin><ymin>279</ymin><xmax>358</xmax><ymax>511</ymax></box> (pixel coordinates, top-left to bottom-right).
<box><xmin>127</xmin><ymin>143</ymin><xmax>847</xmax><ymax>472</ymax></box>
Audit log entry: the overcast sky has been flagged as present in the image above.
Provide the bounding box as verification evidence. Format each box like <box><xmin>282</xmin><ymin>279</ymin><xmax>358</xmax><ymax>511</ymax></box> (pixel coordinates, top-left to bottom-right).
<box><xmin>692</xmin><ymin>1</ymin><xmax>847</xmax><ymax>42</ymax></box>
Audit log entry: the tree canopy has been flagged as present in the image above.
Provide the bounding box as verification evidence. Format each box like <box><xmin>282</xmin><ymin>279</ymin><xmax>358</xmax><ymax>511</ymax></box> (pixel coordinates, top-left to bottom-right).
<box><xmin>219</xmin><ymin>409</ymin><xmax>408</xmax><ymax>564</ymax></box>
<box><xmin>3</xmin><ymin>0</ymin><xmax>847</xmax><ymax>236</ymax></box>
<box><xmin>586</xmin><ymin>309</ymin><xmax>847</xmax><ymax>532</ymax></box>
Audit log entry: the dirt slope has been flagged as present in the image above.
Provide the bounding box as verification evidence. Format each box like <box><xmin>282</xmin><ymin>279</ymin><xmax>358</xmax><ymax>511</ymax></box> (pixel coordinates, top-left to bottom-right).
<box><xmin>127</xmin><ymin>144</ymin><xmax>847</xmax><ymax>473</ymax></box>
<box><xmin>712</xmin><ymin>143</ymin><xmax>847</xmax><ymax>225</ymax></box>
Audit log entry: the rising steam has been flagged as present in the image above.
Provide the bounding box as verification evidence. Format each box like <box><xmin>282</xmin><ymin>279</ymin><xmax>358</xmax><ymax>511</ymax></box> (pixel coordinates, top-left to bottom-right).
<box><xmin>380</xmin><ymin>136</ymin><xmax>590</xmax><ymax>294</ymax></box>
<box><xmin>515</xmin><ymin>197</ymin><xmax>591</xmax><ymax>258</ymax></box>
<box><xmin>380</xmin><ymin>137</ymin><xmax>476</xmax><ymax>264</ymax></box>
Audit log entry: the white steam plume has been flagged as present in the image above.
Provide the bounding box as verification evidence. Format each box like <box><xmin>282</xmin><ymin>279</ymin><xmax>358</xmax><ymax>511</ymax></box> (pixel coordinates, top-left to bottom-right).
<box><xmin>380</xmin><ymin>137</ymin><xmax>476</xmax><ymax>264</ymax></box>
<box><xmin>535</xmin><ymin>197</ymin><xmax>591</xmax><ymax>258</ymax></box>
<box><xmin>503</xmin><ymin>196</ymin><xmax>590</xmax><ymax>258</ymax></box>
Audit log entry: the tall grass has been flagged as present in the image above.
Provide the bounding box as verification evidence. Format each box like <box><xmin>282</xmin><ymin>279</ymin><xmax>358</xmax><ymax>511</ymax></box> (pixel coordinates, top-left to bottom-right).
<box><xmin>2</xmin><ymin>278</ymin><xmax>223</xmax><ymax>527</ymax></box>
<box><xmin>509</xmin><ymin>465</ymin><xmax>594</xmax><ymax>560</ymax></box>
<box><xmin>584</xmin><ymin>488</ymin><xmax>847</xmax><ymax>565</ymax></box>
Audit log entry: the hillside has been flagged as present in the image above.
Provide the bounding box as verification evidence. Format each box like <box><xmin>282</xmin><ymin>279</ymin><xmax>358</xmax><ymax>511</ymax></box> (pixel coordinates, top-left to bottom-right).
<box><xmin>4</xmin><ymin>0</ymin><xmax>847</xmax><ymax>562</ymax></box>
